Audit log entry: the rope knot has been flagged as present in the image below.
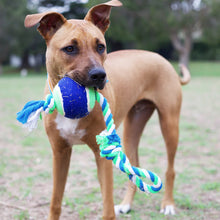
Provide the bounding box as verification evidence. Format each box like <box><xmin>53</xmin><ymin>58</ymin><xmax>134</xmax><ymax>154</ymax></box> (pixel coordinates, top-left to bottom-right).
<box><xmin>106</xmin><ymin>133</ymin><xmax>121</xmax><ymax>145</ymax></box>
<box><xmin>44</xmin><ymin>94</ymin><xmax>56</xmax><ymax>114</ymax></box>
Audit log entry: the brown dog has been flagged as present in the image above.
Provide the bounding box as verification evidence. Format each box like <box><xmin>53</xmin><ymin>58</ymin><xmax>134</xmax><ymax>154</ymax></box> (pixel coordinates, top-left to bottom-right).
<box><xmin>24</xmin><ymin>0</ymin><xmax>190</xmax><ymax>219</ymax></box>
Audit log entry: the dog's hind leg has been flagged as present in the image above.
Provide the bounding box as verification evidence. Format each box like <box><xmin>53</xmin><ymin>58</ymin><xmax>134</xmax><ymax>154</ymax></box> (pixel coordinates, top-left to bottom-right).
<box><xmin>114</xmin><ymin>100</ymin><xmax>155</xmax><ymax>215</ymax></box>
<box><xmin>158</xmin><ymin>110</ymin><xmax>180</xmax><ymax>215</ymax></box>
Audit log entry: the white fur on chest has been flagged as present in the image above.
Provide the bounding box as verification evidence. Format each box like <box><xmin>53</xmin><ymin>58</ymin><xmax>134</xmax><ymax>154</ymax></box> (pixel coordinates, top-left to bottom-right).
<box><xmin>55</xmin><ymin>114</ymin><xmax>86</xmax><ymax>146</ymax></box>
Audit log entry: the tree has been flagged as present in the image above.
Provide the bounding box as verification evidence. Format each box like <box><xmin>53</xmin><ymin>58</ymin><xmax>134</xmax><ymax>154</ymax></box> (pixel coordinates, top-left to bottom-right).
<box><xmin>0</xmin><ymin>0</ymin><xmax>13</xmax><ymax>73</ymax></box>
<box><xmin>161</xmin><ymin>0</ymin><xmax>215</xmax><ymax>66</ymax></box>
<box><xmin>124</xmin><ymin>0</ymin><xmax>220</xmax><ymax>66</ymax></box>
<box><xmin>201</xmin><ymin>0</ymin><xmax>220</xmax><ymax>59</ymax></box>
<box><xmin>0</xmin><ymin>0</ymin><xmax>42</xmax><ymax>72</ymax></box>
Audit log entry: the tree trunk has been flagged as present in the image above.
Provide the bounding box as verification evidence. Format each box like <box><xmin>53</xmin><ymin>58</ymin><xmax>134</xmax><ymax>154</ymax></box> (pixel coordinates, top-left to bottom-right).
<box><xmin>179</xmin><ymin>49</ymin><xmax>191</xmax><ymax>68</ymax></box>
<box><xmin>20</xmin><ymin>49</ymin><xmax>30</xmax><ymax>69</ymax></box>
<box><xmin>0</xmin><ymin>63</ymin><xmax>2</xmax><ymax>75</ymax></box>
<box><xmin>170</xmin><ymin>29</ymin><xmax>192</xmax><ymax>67</ymax></box>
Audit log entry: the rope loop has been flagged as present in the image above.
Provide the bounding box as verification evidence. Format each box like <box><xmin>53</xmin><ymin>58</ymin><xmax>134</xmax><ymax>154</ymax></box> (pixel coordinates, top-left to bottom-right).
<box><xmin>96</xmin><ymin>93</ymin><xmax>163</xmax><ymax>194</ymax></box>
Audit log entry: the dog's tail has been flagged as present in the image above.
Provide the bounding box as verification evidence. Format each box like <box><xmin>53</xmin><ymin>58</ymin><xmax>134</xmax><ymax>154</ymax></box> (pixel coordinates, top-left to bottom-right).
<box><xmin>179</xmin><ymin>64</ymin><xmax>191</xmax><ymax>85</ymax></box>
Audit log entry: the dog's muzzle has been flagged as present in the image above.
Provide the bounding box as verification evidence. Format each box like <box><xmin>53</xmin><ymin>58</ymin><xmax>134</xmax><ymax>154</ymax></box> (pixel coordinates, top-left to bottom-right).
<box><xmin>88</xmin><ymin>67</ymin><xmax>106</xmax><ymax>90</ymax></box>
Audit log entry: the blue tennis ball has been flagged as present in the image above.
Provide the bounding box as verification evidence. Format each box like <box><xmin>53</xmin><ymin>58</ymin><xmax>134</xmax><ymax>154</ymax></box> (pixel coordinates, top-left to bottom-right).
<box><xmin>52</xmin><ymin>77</ymin><xmax>96</xmax><ymax>119</ymax></box>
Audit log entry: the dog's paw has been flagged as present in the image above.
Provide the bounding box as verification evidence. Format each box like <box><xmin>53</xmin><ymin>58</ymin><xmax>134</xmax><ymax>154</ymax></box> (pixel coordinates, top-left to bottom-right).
<box><xmin>160</xmin><ymin>205</ymin><xmax>175</xmax><ymax>215</ymax></box>
<box><xmin>114</xmin><ymin>204</ymin><xmax>131</xmax><ymax>216</ymax></box>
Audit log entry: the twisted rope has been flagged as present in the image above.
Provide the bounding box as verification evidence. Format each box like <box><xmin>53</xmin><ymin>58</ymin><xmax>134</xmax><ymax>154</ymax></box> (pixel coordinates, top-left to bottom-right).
<box><xmin>95</xmin><ymin>92</ymin><xmax>162</xmax><ymax>193</ymax></box>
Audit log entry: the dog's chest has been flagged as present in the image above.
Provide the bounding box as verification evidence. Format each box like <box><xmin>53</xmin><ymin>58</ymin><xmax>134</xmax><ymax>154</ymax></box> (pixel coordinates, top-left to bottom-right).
<box><xmin>55</xmin><ymin>114</ymin><xmax>85</xmax><ymax>146</ymax></box>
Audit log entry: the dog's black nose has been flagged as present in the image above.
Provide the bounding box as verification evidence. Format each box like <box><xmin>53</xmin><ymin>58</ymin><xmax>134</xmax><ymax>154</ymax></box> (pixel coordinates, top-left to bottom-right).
<box><xmin>89</xmin><ymin>67</ymin><xmax>106</xmax><ymax>90</ymax></box>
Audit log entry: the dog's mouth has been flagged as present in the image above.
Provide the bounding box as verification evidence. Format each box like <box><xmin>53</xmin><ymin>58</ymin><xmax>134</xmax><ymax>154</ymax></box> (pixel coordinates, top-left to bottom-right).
<box><xmin>92</xmin><ymin>80</ymin><xmax>106</xmax><ymax>90</ymax></box>
<box><xmin>81</xmin><ymin>79</ymin><xmax>106</xmax><ymax>90</ymax></box>
<box><xmin>64</xmin><ymin>67</ymin><xmax>107</xmax><ymax>90</ymax></box>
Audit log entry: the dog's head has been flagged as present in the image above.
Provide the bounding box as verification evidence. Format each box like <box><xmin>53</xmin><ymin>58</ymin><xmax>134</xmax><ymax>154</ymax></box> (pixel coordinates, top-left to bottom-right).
<box><xmin>25</xmin><ymin>0</ymin><xmax>122</xmax><ymax>90</ymax></box>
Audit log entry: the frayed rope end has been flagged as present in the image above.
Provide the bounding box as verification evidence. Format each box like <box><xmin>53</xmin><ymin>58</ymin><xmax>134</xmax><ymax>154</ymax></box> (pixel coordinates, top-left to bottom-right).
<box><xmin>16</xmin><ymin>95</ymin><xmax>55</xmax><ymax>132</ymax></box>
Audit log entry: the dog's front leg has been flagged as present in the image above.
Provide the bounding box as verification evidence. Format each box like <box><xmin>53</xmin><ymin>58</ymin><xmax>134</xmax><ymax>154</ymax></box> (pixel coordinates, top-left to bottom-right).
<box><xmin>48</xmin><ymin>143</ymin><xmax>72</xmax><ymax>220</ymax></box>
<box><xmin>92</xmin><ymin>146</ymin><xmax>115</xmax><ymax>220</ymax></box>
<box><xmin>45</xmin><ymin>121</ymin><xmax>72</xmax><ymax>220</ymax></box>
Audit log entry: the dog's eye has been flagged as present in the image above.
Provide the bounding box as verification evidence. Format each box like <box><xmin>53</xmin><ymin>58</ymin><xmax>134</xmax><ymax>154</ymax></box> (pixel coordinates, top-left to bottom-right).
<box><xmin>97</xmin><ymin>44</ymin><xmax>105</xmax><ymax>54</ymax></box>
<box><xmin>63</xmin><ymin>45</ymin><xmax>78</xmax><ymax>55</ymax></box>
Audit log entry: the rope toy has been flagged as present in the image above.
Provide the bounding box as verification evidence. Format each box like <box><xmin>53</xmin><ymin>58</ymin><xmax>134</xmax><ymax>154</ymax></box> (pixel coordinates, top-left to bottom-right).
<box><xmin>17</xmin><ymin>76</ymin><xmax>162</xmax><ymax>194</ymax></box>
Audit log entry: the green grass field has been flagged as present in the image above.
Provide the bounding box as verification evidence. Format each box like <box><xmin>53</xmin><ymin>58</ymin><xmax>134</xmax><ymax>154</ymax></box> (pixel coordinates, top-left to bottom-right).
<box><xmin>0</xmin><ymin>62</ymin><xmax>220</xmax><ymax>219</ymax></box>
<box><xmin>172</xmin><ymin>61</ymin><xmax>220</xmax><ymax>77</ymax></box>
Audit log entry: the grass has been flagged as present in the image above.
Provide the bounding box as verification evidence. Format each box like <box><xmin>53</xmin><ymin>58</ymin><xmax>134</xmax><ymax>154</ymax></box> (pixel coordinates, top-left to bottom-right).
<box><xmin>14</xmin><ymin>210</ymin><xmax>30</xmax><ymax>220</ymax></box>
<box><xmin>0</xmin><ymin>61</ymin><xmax>220</xmax><ymax>219</ymax></box>
<box><xmin>172</xmin><ymin>61</ymin><xmax>220</xmax><ymax>77</ymax></box>
<box><xmin>202</xmin><ymin>182</ymin><xmax>220</xmax><ymax>191</ymax></box>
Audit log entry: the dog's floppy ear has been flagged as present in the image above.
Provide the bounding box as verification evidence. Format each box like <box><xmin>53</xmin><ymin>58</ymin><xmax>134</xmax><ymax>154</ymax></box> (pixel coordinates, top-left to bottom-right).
<box><xmin>84</xmin><ymin>0</ymin><xmax>122</xmax><ymax>34</ymax></box>
<box><xmin>24</xmin><ymin>12</ymin><xmax>66</xmax><ymax>41</ymax></box>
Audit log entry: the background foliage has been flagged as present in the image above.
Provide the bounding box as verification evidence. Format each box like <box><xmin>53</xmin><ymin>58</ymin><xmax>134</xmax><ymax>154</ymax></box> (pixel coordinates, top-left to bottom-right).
<box><xmin>0</xmin><ymin>0</ymin><xmax>219</xmax><ymax>71</ymax></box>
